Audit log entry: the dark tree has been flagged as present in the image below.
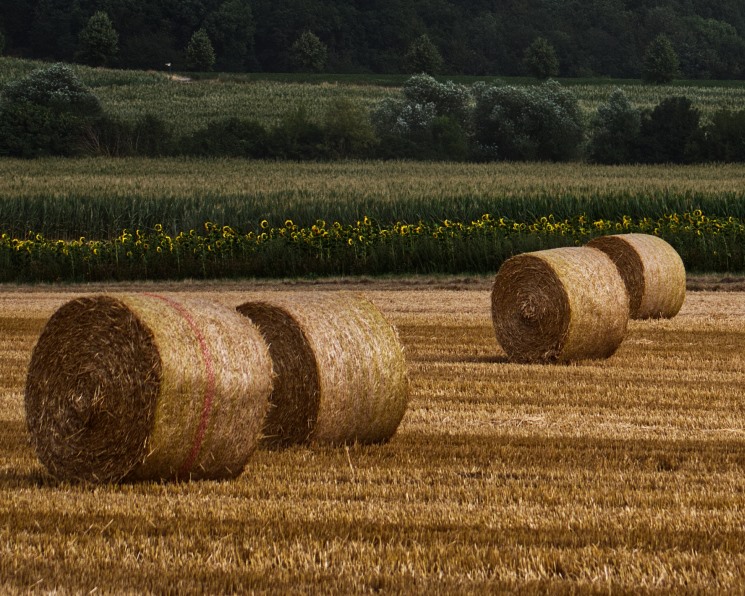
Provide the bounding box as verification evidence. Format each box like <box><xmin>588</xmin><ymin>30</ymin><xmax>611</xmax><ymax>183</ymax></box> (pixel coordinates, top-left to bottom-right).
<box><xmin>76</xmin><ymin>11</ymin><xmax>119</xmax><ymax>67</ymax></box>
<box><xmin>638</xmin><ymin>96</ymin><xmax>703</xmax><ymax>163</ymax></box>
<box><xmin>0</xmin><ymin>63</ymin><xmax>102</xmax><ymax>157</ymax></box>
<box><xmin>206</xmin><ymin>0</ymin><xmax>256</xmax><ymax>72</ymax></box>
<box><xmin>2</xmin><ymin>0</ymin><xmax>745</xmax><ymax>78</ymax></box>
<box><xmin>703</xmin><ymin>110</ymin><xmax>745</xmax><ymax>162</ymax></box>
<box><xmin>0</xmin><ymin>29</ymin><xmax>5</xmax><ymax>55</ymax></box>
<box><xmin>404</xmin><ymin>34</ymin><xmax>443</xmax><ymax>74</ymax></box>
<box><xmin>471</xmin><ymin>80</ymin><xmax>584</xmax><ymax>161</ymax></box>
<box><xmin>186</xmin><ymin>28</ymin><xmax>216</xmax><ymax>71</ymax></box>
<box><xmin>29</xmin><ymin>0</ymin><xmax>80</xmax><ymax>60</ymax></box>
<box><xmin>588</xmin><ymin>89</ymin><xmax>641</xmax><ymax>164</ymax></box>
<box><xmin>290</xmin><ymin>30</ymin><xmax>328</xmax><ymax>72</ymax></box>
<box><xmin>524</xmin><ymin>37</ymin><xmax>559</xmax><ymax>80</ymax></box>
<box><xmin>642</xmin><ymin>34</ymin><xmax>679</xmax><ymax>84</ymax></box>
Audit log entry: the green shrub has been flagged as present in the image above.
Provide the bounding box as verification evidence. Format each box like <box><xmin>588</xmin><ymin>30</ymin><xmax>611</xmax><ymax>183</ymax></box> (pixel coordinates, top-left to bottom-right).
<box><xmin>184</xmin><ymin>117</ymin><xmax>269</xmax><ymax>158</ymax></box>
<box><xmin>402</xmin><ymin>74</ymin><xmax>470</xmax><ymax>125</ymax></box>
<box><xmin>323</xmin><ymin>98</ymin><xmax>375</xmax><ymax>158</ymax></box>
<box><xmin>0</xmin><ymin>63</ymin><xmax>102</xmax><ymax>157</ymax></box>
<box><xmin>588</xmin><ymin>89</ymin><xmax>641</xmax><ymax>164</ymax></box>
<box><xmin>132</xmin><ymin>114</ymin><xmax>174</xmax><ymax>157</ymax></box>
<box><xmin>637</xmin><ymin>96</ymin><xmax>703</xmax><ymax>163</ymax></box>
<box><xmin>703</xmin><ymin>110</ymin><xmax>745</xmax><ymax>162</ymax></box>
<box><xmin>83</xmin><ymin>114</ymin><xmax>135</xmax><ymax>157</ymax></box>
<box><xmin>269</xmin><ymin>106</ymin><xmax>326</xmax><ymax>160</ymax></box>
<box><xmin>429</xmin><ymin>116</ymin><xmax>469</xmax><ymax>161</ymax></box>
<box><xmin>471</xmin><ymin>80</ymin><xmax>584</xmax><ymax>161</ymax></box>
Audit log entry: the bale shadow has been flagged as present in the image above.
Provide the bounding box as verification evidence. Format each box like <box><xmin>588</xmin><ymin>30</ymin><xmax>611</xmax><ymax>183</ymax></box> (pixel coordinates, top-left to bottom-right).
<box><xmin>417</xmin><ymin>354</ymin><xmax>509</xmax><ymax>364</ymax></box>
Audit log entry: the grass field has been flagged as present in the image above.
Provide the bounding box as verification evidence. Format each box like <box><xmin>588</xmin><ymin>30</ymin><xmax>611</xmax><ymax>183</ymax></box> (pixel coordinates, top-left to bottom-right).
<box><xmin>2</xmin><ymin>159</ymin><xmax>744</xmax><ymax>238</ymax></box>
<box><xmin>2</xmin><ymin>57</ymin><xmax>745</xmax><ymax>132</ymax></box>
<box><xmin>1</xmin><ymin>279</ymin><xmax>744</xmax><ymax>592</ymax></box>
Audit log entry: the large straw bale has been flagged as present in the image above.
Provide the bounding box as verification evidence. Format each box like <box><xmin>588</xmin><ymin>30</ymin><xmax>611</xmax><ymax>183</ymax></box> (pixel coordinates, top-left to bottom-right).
<box><xmin>491</xmin><ymin>247</ymin><xmax>629</xmax><ymax>363</ymax></box>
<box><xmin>237</xmin><ymin>292</ymin><xmax>408</xmax><ymax>446</ymax></box>
<box><xmin>587</xmin><ymin>233</ymin><xmax>686</xmax><ymax>319</ymax></box>
<box><xmin>25</xmin><ymin>294</ymin><xmax>272</xmax><ymax>483</ymax></box>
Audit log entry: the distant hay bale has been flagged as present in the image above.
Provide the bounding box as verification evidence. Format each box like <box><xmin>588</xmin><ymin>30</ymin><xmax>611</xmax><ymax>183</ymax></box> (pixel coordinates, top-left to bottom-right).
<box><xmin>25</xmin><ymin>294</ymin><xmax>272</xmax><ymax>483</ymax></box>
<box><xmin>237</xmin><ymin>292</ymin><xmax>408</xmax><ymax>446</ymax></box>
<box><xmin>587</xmin><ymin>233</ymin><xmax>686</xmax><ymax>319</ymax></box>
<box><xmin>491</xmin><ymin>247</ymin><xmax>629</xmax><ymax>363</ymax></box>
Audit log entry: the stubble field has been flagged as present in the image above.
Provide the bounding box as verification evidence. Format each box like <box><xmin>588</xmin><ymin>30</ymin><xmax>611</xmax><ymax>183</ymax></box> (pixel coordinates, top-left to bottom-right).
<box><xmin>1</xmin><ymin>279</ymin><xmax>744</xmax><ymax>593</ymax></box>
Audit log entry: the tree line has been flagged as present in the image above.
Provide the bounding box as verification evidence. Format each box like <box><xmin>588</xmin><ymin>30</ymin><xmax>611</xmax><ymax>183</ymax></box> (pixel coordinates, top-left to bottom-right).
<box><xmin>1</xmin><ymin>0</ymin><xmax>745</xmax><ymax>79</ymax></box>
<box><xmin>2</xmin><ymin>64</ymin><xmax>744</xmax><ymax>164</ymax></box>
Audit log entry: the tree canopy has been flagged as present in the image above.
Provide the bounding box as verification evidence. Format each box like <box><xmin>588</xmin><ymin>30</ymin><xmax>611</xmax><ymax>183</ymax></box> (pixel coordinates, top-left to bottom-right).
<box><xmin>1</xmin><ymin>0</ymin><xmax>745</xmax><ymax>78</ymax></box>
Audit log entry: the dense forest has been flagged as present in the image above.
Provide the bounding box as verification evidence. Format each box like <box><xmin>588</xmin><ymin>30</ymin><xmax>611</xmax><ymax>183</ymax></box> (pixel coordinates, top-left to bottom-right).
<box><xmin>1</xmin><ymin>0</ymin><xmax>745</xmax><ymax>78</ymax></box>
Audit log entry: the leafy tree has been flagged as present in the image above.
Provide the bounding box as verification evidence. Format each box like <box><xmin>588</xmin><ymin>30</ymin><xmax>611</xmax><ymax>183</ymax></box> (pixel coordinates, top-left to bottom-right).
<box><xmin>372</xmin><ymin>74</ymin><xmax>471</xmax><ymax>160</ymax></box>
<box><xmin>186</xmin><ymin>28</ymin><xmax>216</xmax><ymax>72</ymax></box>
<box><xmin>290</xmin><ymin>30</ymin><xmax>328</xmax><ymax>73</ymax></box>
<box><xmin>76</xmin><ymin>11</ymin><xmax>119</xmax><ymax>67</ymax></box>
<box><xmin>402</xmin><ymin>74</ymin><xmax>470</xmax><ymax>125</ymax></box>
<box><xmin>0</xmin><ymin>63</ymin><xmax>102</xmax><ymax>157</ymax></box>
<box><xmin>29</xmin><ymin>0</ymin><xmax>79</xmax><ymax>60</ymax></box>
<box><xmin>472</xmin><ymin>80</ymin><xmax>583</xmax><ymax>161</ymax></box>
<box><xmin>588</xmin><ymin>89</ymin><xmax>641</xmax><ymax>164</ymax></box>
<box><xmin>524</xmin><ymin>37</ymin><xmax>559</xmax><ymax>80</ymax></box>
<box><xmin>637</xmin><ymin>96</ymin><xmax>702</xmax><ymax>163</ymax></box>
<box><xmin>642</xmin><ymin>35</ymin><xmax>679</xmax><ymax>84</ymax></box>
<box><xmin>206</xmin><ymin>0</ymin><xmax>256</xmax><ymax>72</ymax></box>
<box><xmin>404</xmin><ymin>34</ymin><xmax>443</xmax><ymax>74</ymax></box>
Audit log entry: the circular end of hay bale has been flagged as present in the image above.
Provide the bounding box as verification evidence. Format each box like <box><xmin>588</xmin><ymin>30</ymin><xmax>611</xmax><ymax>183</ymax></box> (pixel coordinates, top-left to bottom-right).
<box><xmin>588</xmin><ymin>233</ymin><xmax>686</xmax><ymax>319</ymax></box>
<box><xmin>236</xmin><ymin>302</ymin><xmax>320</xmax><ymax>448</ymax></box>
<box><xmin>25</xmin><ymin>296</ymin><xmax>161</xmax><ymax>483</ymax></box>
<box><xmin>491</xmin><ymin>247</ymin><xmax>629</xmax><ymax>363</ymax></box>
<box><xmin>25</xmin><ymin>294</ymin><xmax>273</xmax><ymax>483</ymax></box>
<box><xmin>491</xmin><ymin>254</ymin><xmax>570</xmax><ymax>363</ymax></box>
<box><xmin>238</xmin><ymin>292</ymin><xmax>409</xmax><ymax>446</ymax></box>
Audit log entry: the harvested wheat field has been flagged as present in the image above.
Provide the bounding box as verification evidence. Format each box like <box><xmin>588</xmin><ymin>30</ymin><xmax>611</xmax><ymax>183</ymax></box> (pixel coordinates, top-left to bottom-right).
<box><xmin>1</xmin><ymin>279</ymin><xmax>744</xmax><ymax>593</ymax></box>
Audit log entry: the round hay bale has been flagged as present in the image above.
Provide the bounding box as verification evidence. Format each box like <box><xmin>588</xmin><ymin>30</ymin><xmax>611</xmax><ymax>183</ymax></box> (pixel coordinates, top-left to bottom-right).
<box><xmin>25</xmin><ymin>294</ymin><xmax>272</xmax><ymax>483</ymax></box>
<box><xmin>237</xmin><ymin>292</ymin><xmax>408</xmax><ymax>446</ymax></box>
<box><xmin>587</xmin><ymin>233</ymin><xmax>686</xmax><ymax>319</ymax></box>
<box><xmin>491</xmin><ymin>247</ymin><xmax>629</xmax><ymax>363</ymax></box>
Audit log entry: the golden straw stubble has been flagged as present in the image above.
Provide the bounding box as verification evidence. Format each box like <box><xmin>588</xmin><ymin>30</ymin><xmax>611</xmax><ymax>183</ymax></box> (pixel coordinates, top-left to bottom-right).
<box><xmin>491</xmin><ymin>247</ymin><xmax>630</xmax><ymax>363</ymax></box>
<box><xmin>24</xmin><ymin>294</ymin><xmax>273</xmax><ymax>483</ymax></box>
<box><xmin>587</xmin><ymin>233</ymin><xmax>686</xmax><ymax>319</ymax></box>
<box><xmin>237</xmin><ymin>292</ymin><xmax>409</xmax><ymax>446</ymax></box>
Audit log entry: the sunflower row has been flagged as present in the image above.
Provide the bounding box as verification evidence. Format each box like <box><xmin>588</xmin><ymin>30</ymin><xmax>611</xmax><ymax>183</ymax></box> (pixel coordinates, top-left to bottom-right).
<box><xmin>1</xmin><ymin>212</ymin><xmax>743</xmax><ymax>282</ymax></box>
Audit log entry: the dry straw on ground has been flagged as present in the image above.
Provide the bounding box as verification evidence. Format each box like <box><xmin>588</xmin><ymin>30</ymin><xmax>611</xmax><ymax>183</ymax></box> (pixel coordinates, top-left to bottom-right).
<box><xmin>237</xmin><ymin>292</ymin><xmax>408</xmax><ymax>446</ymax></box>
<box><xmin>24</xmin><ymin>294</ymin><xmax>273</xmax><ymax>483</ymax></box>
<box><xmin>587</xmin><ymin>233</ymin><xmax>686</xmax><ymax>319</ymax></box>
<box><xmin>491</xmin><ymin>247</ymin><xmax>630</xmax><ymax>363</ymax></box>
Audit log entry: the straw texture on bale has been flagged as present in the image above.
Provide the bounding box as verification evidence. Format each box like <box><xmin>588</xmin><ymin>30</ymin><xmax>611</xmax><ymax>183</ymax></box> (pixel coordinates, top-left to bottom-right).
<box><xmin>25</xmin><ymin>294</ymin><xmax>273</xmax><ymax>483</ymax></box>
<box><xmin>237</xmin><ymin>292</ymin><xmax>408</xmax><ymax>446</ymax></box>
<box><xmin>587</xmin><ymin>233</ymin><xmax>686</xmax><ymax>319</ymax></box>
<box><xmin>491</xmin><ymin>247</ymin><xmax>630</xmax><ymax>363</ymax></box>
